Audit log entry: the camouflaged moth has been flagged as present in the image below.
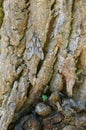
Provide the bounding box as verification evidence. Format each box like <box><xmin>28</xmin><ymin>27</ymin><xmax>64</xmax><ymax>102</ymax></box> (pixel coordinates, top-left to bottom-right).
<box><xmin>26</xmin><ymin>34</ymin><xmax>44</xmax><ymax>60</ymax></box>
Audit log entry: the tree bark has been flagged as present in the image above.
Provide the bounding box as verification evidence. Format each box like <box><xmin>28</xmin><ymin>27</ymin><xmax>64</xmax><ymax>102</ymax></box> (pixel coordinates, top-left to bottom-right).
<box><xmin>0</xmin><ymin>0</ymin><xmax>86</xmax><ymax>130</ymax></box>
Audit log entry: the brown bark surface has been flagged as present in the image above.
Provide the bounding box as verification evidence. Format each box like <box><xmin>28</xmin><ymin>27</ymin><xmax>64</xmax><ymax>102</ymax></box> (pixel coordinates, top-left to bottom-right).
<box><xmin>0</xmin><ymin>0</ymin><xmax>86</xmax><ymax>130</ymax></box>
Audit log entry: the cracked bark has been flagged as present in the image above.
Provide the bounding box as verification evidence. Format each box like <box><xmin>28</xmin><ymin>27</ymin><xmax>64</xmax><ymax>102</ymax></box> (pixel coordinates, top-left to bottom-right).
<box><xmin>0</xmin><ymin>0</ymin><xmax>86</xmax><ymax>130</ymax></box>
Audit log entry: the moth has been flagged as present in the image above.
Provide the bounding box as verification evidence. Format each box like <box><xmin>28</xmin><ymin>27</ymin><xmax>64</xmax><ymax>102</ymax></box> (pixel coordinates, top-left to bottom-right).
<box><xmin>26</xmin><ymin>34</ymin><xmax>44</xmax><ymax>60</ymax></box>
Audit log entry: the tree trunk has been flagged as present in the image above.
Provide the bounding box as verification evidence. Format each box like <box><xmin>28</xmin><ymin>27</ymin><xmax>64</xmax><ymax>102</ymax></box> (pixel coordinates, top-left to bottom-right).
<box><xmin>0</xmin><ymin>0</ymin><xmax>86</xmax><ymax>130</ymax></box>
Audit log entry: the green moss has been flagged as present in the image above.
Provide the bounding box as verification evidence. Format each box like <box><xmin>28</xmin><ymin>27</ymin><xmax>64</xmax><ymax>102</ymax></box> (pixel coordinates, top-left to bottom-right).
<box><xmin>0</xmin><ymin>0</ymin><xmax>4</xmax><ymax>7</ymax></box>
<box><xmin>0</xmin><ymin>7</ymin><xmax>4</xmax><ymax>27</ymax></box>
<box><xmin>0</xmin><ymin>8</ymin><xmax>4</xmax><ymax>16</ymax></box>
<box><xmin>0</xmin><ymin>0</ymin><xmax>4</xmax><ymax>27</ymax></box>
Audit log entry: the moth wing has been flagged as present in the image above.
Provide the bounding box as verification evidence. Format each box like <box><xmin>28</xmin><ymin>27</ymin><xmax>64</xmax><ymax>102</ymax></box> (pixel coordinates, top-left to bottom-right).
<box><xmin>36</xmin><ymin>49</ymin><xmax>44</xmax><ymax>60</ymax></box>
<box><xmin>26</xmin><ymin>41</ymin><xmax>35</xmax><ymax>60</ymax></box>
<box><xmin>35</xmin><ymin>41</ymin><xmax>44</xmax><ymax>60</ymax></box>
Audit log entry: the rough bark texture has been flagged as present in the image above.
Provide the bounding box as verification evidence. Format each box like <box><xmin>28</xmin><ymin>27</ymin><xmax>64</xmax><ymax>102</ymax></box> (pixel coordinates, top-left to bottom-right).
<box><xmin>0</xmin><ymin>0</ymin><xmax>86</xmax><ymax>130</ymax></box>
